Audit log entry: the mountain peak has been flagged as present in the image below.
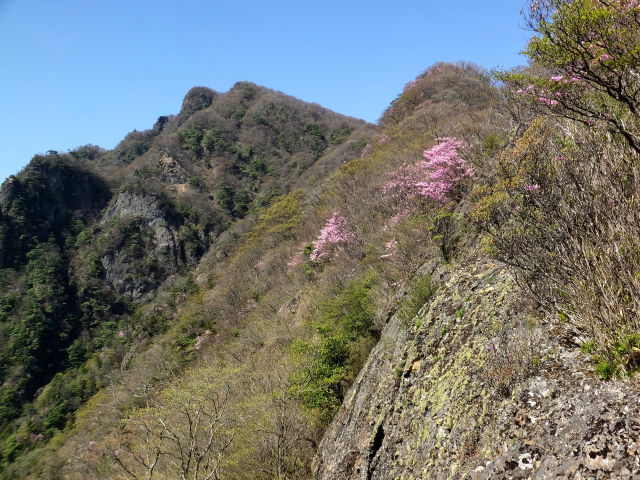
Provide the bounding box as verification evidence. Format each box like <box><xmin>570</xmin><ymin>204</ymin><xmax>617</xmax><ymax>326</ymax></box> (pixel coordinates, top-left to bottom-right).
<box><xmin>179</xmin><ymin>86</ymin><xmax>218</xmax><ymax>117</ymax></box>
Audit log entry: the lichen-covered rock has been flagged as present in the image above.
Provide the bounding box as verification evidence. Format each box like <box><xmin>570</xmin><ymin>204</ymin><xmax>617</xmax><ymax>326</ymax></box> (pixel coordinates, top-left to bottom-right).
<box><xmin>314</xmin><ymin>257</ymin><xmax>640</xmax><ymax>479</ymax></box>
<box><xmin>474</xmin><ymin>358</ymin><xmax>640</xmax><ymax>479</ymax></box>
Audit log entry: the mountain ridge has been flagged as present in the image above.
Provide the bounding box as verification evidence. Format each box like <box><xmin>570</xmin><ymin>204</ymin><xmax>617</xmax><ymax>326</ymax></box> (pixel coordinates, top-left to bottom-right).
<box><xmin>1</xmin><ymin>7</ymin><xmax>640</xmax><ymax>473</ymax></box>
<box><xmin>0</xmin><ymin>81</ymin><xmax>373</xmax><ymax>478</ymax></box>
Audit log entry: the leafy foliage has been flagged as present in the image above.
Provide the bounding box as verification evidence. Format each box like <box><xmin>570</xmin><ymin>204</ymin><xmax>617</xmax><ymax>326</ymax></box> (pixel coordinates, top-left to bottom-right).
<box><xmin>294</xmin><ymin>271</ymin><xmax>379</xmax><ymax>421</ymax></box>
<box><xmin>503</xmin><ymin>0</ymin><xmax>640</xmax><ymax>153</ymax></box>
<box><xmin>398</xmin><ymin>273</ymin><xmax>437</xmax><ymax>324</ymax></box>
<box><xmin>473</xmin><ymin>0</ymin><xmax>640</xmax><ymax>376</ymax></box>
<box><xmin>0</xmin><ymin>81</ymin><xmax>369</xmax><ymax>477</ymax></box>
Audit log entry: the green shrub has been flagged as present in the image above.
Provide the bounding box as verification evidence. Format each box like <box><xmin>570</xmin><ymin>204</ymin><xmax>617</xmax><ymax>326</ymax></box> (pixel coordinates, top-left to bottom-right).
<box><xmin>133</xmin><ymin>165</ymin><xmax>160</xmax><ymax>179</ymax></box>
<box><xmin>180</xmin><ymin>125</ymin><xmax>204</xmax><ymax>158</ymax></box>
<box><xmin>215</xmin><ymin>184</ymin><xmax>235</xmax><ymax>213</ymax></box>
<box><xmin>580</xmin><ymin>341</ymin><xmax>596</xmax><ymax>355</ymax></box>
<box><xmin>2</xmin><ymin>434</ymin><xmax>21</xmax><ymax>466</ymax></box>
<box><xmin>472</xmin><ymin>120</ymin><xmax>640</xmax><ymax>377</ymax></box>
<box><xmin>75</xmin><ymin>228</ymin><xmax>93</xmax><ymax>247</ymax></box>
<box><xmin>202</xmin><ymin>129</ymin><xmax>229</xmax><ymax>156</ymax></box>
<box><xmin>188</xmin><ymin>175</ymin><xmax>205</xmax><ymax>191</ymax></box>
<box><xmin>398</xmin><ymin>273</ymin><xmax>437</xmax><ymax>324</ymax></box>
<box><xmin>595</xmin><ymin>360</ymin><xmax>618</xmax><ymax>380</ymax></box>
<box><xmin>329</xmin><ymin>126</ymin><xmax>353</xmax><ymax>144</ymax></box>
<box><xmin>66</xmin><ymin>340</ymin><xmax>88</xmax><ymax>368</ymax></box>
<box><xmin>295</xmin><ymin>271</ymin><xmax>379</xmax><ymax>421</ymax></box>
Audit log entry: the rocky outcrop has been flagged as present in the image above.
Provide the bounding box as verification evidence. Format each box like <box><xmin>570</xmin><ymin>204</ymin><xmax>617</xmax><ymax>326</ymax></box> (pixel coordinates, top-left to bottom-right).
<box><xmin>0</xmin><ymin>159</ymin><xmax>111</xmax><ymax>226</ymax></box>
<box><xmin>0</xmin><ymin>160</ymin><xmax>111</xmax><ymax>268</ymax></box>
<box><xmin>315</xmin><ymin>257</ymin><xmax>640</xmax><ymax>479</ymax></box>
<box><xmin>157</xmin><ymin>152</ymin><xmax>188</xmax><ymax>184</ymax></box>
<box><xmin>99</xmin><ymin>191</ymin><xmax>179</xmax><ymax>301</ymax></box>
<box><xmin>180</xmin><ymin>86</ymin><xmax>217</xmax><ymax>117</ymax></box>
<box><xmin>0</xmin><ymin>176</ymin><xmax>19</xmax><ymax>208</ymax></box>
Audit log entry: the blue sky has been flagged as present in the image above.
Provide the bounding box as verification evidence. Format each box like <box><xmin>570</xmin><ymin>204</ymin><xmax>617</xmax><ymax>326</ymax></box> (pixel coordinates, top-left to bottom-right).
<box><xmin>0</xmin><ymin>0</ymin><xmax>531</xmax><ymax>182</ymax></box>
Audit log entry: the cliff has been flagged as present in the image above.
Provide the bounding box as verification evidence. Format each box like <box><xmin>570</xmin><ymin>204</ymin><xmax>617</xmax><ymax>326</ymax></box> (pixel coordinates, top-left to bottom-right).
<box><xmin>315</xmin><ymin>254</ymin><xmax>640</xmax><ymax>478</ymax></box>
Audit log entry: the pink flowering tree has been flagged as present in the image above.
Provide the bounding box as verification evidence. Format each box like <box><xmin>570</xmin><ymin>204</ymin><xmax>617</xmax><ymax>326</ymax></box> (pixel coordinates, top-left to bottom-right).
<box><xmin>309</xmin><ymin>213</ymin><xmax>355</xmax><ymax>262</ymax></box>
<box><xmin>502</xmin><ymin>0</ymin><xmax>640</xmax><ymax>153</ymax></box>
<box><xmin>384</xmin><ymin>137</ymin><xmax>473</xmax><ymax>221</ymax></box>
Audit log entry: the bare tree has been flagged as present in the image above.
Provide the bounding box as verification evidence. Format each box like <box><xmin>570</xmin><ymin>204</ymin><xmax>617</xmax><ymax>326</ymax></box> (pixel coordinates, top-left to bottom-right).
<box><xmin>111</xmin><ymin>369</ymin><xmax>236</xmax><ymax>480</ymax></box>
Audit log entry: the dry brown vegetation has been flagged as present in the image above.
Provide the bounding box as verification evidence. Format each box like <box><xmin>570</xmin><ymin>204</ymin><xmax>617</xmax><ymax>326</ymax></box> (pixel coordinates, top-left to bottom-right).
<box><xmin>9</xmin><ymin>63</ymin><xmax>507</xmax><ymax>480</ymax></box>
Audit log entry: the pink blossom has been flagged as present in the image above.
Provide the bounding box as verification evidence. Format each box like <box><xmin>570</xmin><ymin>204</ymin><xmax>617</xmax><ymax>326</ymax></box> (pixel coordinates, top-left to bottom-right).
<box><xmin>388</xmin><ymin>209</ymin><xmax>411</xmax><ymax>226</ymax></box>
<box><xmin>195</xmin><ymin>330</ymin><xmax>212</xmax><ymax>350</ymax></box>
<box><xmin>530</xmin><ymin>0</ymin><xmax>540</xmax><ymax>14</ymax></box>
<box><xmin>550</xmin><ymin>75</ymin><xmax>564</xmax><ymax>82</ymax></box>
<box><xmin>616</xmin><ymin>0</ymin><xmax>640</xmax><ymax>7</ymax></box>
<box><xmin>516</xmin><ymin>84</ymin><xmax>535</xmax><ymax>95</ymax></box>
<box><xmin>239</xmin><ymin>299</ymin><xmax>258</xmax><ymax>317</ymax></box>
<box><xmin>419</xmin><ymin>138</ymin><xmax>474</xmax><ymax>201</ymax></box>
<box><xmin>524</xmin><ymin>184</ymin><xmax>541</xmax><ymax>192</ymax></box>
<box><xmin>569</xmin><ymin>76</ymin><xmax>582</xmax><ymax>83</ymax></box>
<box><xmin>538</xmin><ymin>96</ymin><xmax>559</xmax><ymax>106</ymax></box>
<box><xmin>589</xmin><ymin>50</ymin><xmax>614</xmax><ymax>66</ymax></box>
<box><xmin>360</xmin><ymin>133</ymin><xmax>392</xmax><ymax>158</ymax></box>
<box><xmin>384</xmin><ymin>138</ymin><xmax>473</xmax><ymax>212</ymax></box>
<box><xmin>114</xmin><ymin>449</ymin><xmax>122</xmax><ymax>457</ymax></box>
<box><xmin>360</xmin><ymin>143</ymin><xmax>373</xmax><ymax>159</ymax></box>
<box><xmin>310</xmin><ymin>213</ymin><xmax>354</xmax><ymax>262</ymax></box>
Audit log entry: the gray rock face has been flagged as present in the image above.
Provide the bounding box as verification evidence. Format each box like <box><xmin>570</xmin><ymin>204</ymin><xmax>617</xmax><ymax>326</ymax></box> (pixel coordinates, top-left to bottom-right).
<box><xmin>315</xmin><ymin>258</ymin><xmax>640</xmax><ymax>479</ymax></box>
<box><xmin>475</xmin><ymin>375</ymin><xmax>640</xmax><ymax>479</ymax></box>
<box><xmin>158</xmin><ymin>152</ymin><xmax>188</xmax><ymax>184</ymax></box>
<box><xmin>100</xmin><ymin>191</ymin><xmax>179</xmax><ymax>301</ymax></box>
<box><xmin>0</xmin><ymin>160</ymin><xmax>111</xmax><ymax>269</ymax></box>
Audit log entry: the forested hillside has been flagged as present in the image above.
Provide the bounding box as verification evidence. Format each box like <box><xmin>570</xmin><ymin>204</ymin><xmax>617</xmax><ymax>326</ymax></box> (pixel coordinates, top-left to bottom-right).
<box><xmin>0</xmin><ymin>83</ymin><xmax>371</xmax><ymax>478</ymax></box>
<box><xmin>2</xmin><ymin>0</ymin><xmax>640</xmax><ymax>478</ymax></box>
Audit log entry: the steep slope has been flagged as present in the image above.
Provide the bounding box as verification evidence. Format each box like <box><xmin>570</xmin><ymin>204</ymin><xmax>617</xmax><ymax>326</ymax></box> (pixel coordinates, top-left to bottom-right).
<box><xmin>315</xmin><ymin>1</ymin><xmax>640</xmax><ymax>477</ymax></box>
<box><xmin>0</xmin><ymin>83</ymin><xmax>371</xmax><ymax>476</ymax></box>
<box><xmin>31</xmin><ymin>62</ymin><xmax>503</xmax><ymax>480</ymax></box>
<box><xmin>0</xmin><ymin>62</ymin><xmax>501</xmax><ymax>480</ymax></box>
<box><xmin>3</xmin><ymin>2</ymin><xmax>639</xmax><ymax>474</ymax></box>
<box><xmin>314</xmin><ymin>256</ymin><xmax>640</xmax><ymax>478</ymax></box>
